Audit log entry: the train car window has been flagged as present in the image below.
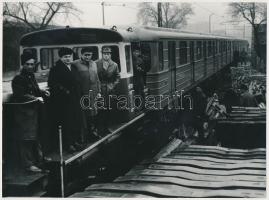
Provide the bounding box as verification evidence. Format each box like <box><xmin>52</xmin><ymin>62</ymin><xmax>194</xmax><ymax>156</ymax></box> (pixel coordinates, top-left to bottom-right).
<box><xmin>168</xmin><ymin>41</ymin><xmax>176</xmax><ymax>67</ymax></box>
<box><xmin>179</xmin><ymin>41</ymin><xmax>187</xmax><ymax>65</ymax></box>
<box><xmin>159</xmin><ymin>42</ymin><xmax>164</xmax><ymax>71</ymax></box>
<box><xmin>73</xmin><ymin>46</ymin><xmax>99</xmax><ymax>61</ymax></box>
<box><xmin>40</xmin><ymin>48</ymin><xmax>60</xmax><ymax>70</ymax></box>
<box><xmin>203</xmin><ymin>41</ymin><xmax>207</xmax><ymax>58</ymax></box>
<box><xmin>140</xmin><ymin>42</ymin><xmax>152</xmax><ymax>72</ymax></box>
<box><xmin>125</xmin><ymin>45</ymin><xmax>132</xmax><ymax>73</ymax></box>
<box><xmin>215</xmin><ymin>41</ymin><xmax>218</xmax><ymax>54</ymax></box>
<box><xmin>196</xmin><ymin>41</ymin><xmax>202</xmax><ymax>60</ymax></box>
<box><xmin>208</xmin><ymin>41</ymin><xmax>212</xmax><ymax>57</ymax></box>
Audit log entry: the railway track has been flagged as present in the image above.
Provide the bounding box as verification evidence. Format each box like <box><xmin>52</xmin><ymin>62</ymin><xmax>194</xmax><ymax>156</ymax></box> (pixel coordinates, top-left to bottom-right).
<box><xmin>72</xmin><ymin>140</ymin><xmax>266</xmax><ymax>198</ymax></box>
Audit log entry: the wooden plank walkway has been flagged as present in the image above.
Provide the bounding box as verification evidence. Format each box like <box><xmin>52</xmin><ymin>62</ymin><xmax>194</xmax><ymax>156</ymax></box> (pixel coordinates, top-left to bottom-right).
<box><xmin>216</xmin><ymin>106</ymin><xmax>266</xmax><ymax>149</ymax></box>
<box><xmin>71</xmin><ymin>139</ymin><xmax>266</xmax><ymax>198</ymax></box>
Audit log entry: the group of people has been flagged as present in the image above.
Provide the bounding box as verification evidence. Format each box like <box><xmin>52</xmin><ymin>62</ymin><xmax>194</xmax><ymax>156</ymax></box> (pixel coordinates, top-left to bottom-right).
<box><xmin>48</xmin><ymin>46</ymin><xmax>120</xmax><ymax>153</ymax></box>
<box><xmin>180</xmin><ymin>80</ymin><xmax>266</xmax><ymax>146</ymax></box>
<box><xmin>11</xmin><ymin>46</ymin><xmax>121</xmax><ymax>172</ymax></box>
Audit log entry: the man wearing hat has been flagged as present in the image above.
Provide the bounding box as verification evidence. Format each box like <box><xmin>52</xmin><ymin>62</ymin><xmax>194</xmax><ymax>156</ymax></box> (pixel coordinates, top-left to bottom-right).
<box><xmin>96</xmin><ymin>46</ymin><xmax>120</xmax><ymax>135</ymax></box>
<box><xmin>11</xmin><ymin>52</ymin><xmax>50</xmax><ymax>172</ymax></box>
<box><xmin>48</xmin><ymin>47</ymin><xmax>84</xmax><ymax>153</ymax></box>
<box><xmin>132</xmin><ymin>47</ymin><xmax>146</xmax><ymax>101</ymax></box>
<box><xmin>73</xmin><ymin>47</ymin><xmax>101</xmax><ymax>141</ymax></box>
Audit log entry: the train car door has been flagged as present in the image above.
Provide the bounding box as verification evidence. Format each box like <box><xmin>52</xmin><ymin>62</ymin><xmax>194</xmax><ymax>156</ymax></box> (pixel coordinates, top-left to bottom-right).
<box><xmin>203</xmin><ymin>41</ymin><xmax>207</xmax><ymax>77</ymax></box>
<box><xmin>212</xmin><ymin>41</ymin><xmax>216</xmax><ymax>72</ymax></box>
<box><xmin>168</xmin><ymin>41</ymin><xmax>176</xmax><ymax>94</ymax></box>
<box><xmin>189</xmin><ymin>41</ymin><xmax>195</xmax><ymax>82</ymax></box>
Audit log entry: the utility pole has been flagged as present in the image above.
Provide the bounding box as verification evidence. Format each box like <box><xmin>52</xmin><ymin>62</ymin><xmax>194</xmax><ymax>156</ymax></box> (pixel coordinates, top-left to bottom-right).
<box><xmin>157</xmin><ymin>2</ymin><xmax>162</xmax><ymax>27</ymax></box>
<box><xmin>209</xmin><ymin>13</ymin><xmax>214</xmax><ymax>33</ymax></box>
<box><xmin>101</xmin><ymin>2</ymin><xmax>105</xmax><ymax>26</ymax></box>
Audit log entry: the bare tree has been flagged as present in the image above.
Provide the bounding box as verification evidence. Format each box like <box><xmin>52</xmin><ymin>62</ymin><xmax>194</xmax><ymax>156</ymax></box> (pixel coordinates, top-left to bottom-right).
<box><xmin>137</xmin><ymin>3</ymin><xmax>193</xmax><ymax>29</ymax></box>
<box><xmin>3</xmin><ymin>2</ymin><xmax>80</xmax><ymax>30</ymax></box>
<box><xmin>229</xmin><ymin>3</ymin><xmax>266</xmax><ymax>63</ymax></box>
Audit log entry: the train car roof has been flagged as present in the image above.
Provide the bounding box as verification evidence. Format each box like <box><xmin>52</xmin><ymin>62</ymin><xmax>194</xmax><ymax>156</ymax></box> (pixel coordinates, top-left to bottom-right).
<box><xmin>20</xmin><ymin>26</ymin><xmax>247</xmax><ymax>47</ymax></box>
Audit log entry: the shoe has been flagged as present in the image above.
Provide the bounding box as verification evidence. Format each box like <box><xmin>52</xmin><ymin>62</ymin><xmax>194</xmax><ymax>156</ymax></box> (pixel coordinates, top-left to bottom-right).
<box><xmin>66</xmin><ymin>145</ymin><xmax>76</xmax><ymax>153</ymax></box>
<box><xmin>26</xmin><ymin>165</ymin><xmax>42</xmax><ymax>173</ymax></box>
<box><xmin>92</xmin><ymin>130</ymin><xmax>102</xmax><ymax>139</ymax></box>
<box><xmin>102</xmin><ymin>128</ymin><xmax>112</xmax><ymax>136</ymax></box>
<box><xmin>43</xmin><ymin>156</ymin><xmax>52</xmax><ymax>162</ymax></box>
<box><xmin>74</xmin><ymin>142</ymin><xmax>84</xmax><ymax>151</ymax></box>
<box><xmin>87</xmin><ymin>134</ymin><xmax>100</xmax><ymax>143</ymax></box>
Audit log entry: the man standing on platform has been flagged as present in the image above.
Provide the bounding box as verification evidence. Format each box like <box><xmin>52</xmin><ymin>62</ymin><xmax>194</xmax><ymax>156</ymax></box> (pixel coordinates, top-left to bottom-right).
<box><xmin>48</xmin><ymin>47</ymin><xmax>84</xmax><ymax>153</ymax></box>
<box><xmin>12</xmin><ymin>52</ymin><xmax>50</xmax><ymax>172</ymax></box>
<box><xmin>96</xmin><ymin>47</ymin><xmax>120</xmax><ymax>135</ymax></box>
<box><xmin>73</xmin><ymin>47</ymin><xmax>101</xmax><ymax>142</ymax></box>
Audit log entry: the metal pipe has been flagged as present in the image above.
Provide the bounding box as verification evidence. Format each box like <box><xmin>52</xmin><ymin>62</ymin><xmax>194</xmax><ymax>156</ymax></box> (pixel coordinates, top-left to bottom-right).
<box><xmin>59</xmin><ymin>125</ymin><xmax>65</xmax><ymax>197</ymax></box>
<box><xmin>157</xmin><ymin>2</ymin><xmax>162</xmax><ymax>27</ymax></box>
<box><xmin>102</xmin><ymin>2</ymin><xmax>105</xmax><ymax>26</ymax></box>
<box><xmin>209</xmin><ymin>13</ymin><xmax>214</xmax><ymax>33</ymax></box>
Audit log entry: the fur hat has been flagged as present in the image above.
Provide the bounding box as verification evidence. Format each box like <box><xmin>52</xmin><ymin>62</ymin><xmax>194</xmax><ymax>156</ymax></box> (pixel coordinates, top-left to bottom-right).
<box><xmin>58</xmin><ymin>47</ymin><xmax>73</xmax><ymax>57</ymax></box>
<box><xmin>81</xmin><ymin>47</ymin><xmax>95</xmax><ymax>54</ymax></box>
<box><xmin>21</xmin><ymin>52</ymin><xmax>35</xmax><ymax>65</ymax></box>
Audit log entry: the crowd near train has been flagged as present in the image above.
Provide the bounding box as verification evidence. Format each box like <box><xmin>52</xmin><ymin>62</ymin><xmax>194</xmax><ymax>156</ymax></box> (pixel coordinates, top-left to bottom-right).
<box><xmin>3</xmin><ymin>26</ymin><xmax>254</xmax><ymax>173</ymax></box>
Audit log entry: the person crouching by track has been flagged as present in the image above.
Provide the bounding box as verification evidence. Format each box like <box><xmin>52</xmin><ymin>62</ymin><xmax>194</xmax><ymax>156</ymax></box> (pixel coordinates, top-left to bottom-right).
<box><xmin>73</xmin><ymin>47</ymin><xmax>102</xmax><ymax>142</ymax></box>
<box><xmin>96</xmin><ymin>47</ymin><xmax>120</xmax><ymax>136</ymax></box>
<box><xmin>48</xmin><ymin>47</ymin><xmax>84</xmax><ymax>153</ymax></box>
<box><xmin>11</xmin><ymin>52</ymin><xmax>51</xmax><ymax>172</ymax></box>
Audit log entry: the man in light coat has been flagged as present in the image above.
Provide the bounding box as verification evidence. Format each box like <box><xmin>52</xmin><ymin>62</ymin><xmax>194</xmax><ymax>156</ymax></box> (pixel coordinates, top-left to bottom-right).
<box><xmin>73</xmin><ymin>47</ymin><xmax>101</xmax><ymax>142</ymax></box>
<box><xmin>96</xmin><ymin>47</ymin><xmax>120</xmax><ymax>135</ymax></box>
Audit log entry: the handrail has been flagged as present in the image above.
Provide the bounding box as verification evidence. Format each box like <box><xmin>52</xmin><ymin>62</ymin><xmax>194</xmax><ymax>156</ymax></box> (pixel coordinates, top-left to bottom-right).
<box><xmin>3</xmin><ymin>99</ymin><xmax>39</xmax><ymax>105</ymax></box>
<box><xmin>65</xmin><ymin>112</ymin><xmax>145</xmax><ymax>165</ymax></box>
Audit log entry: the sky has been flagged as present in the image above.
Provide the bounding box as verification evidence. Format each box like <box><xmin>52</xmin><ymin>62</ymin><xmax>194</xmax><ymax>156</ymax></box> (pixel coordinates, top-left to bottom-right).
<box><xmin>60</xmin><ymin>2</ymin><xmax>230</xmax><ymax>28</ymax></box>
<box><xmin>53</xmin><ymin>2</ymin><xmax>251</xmax><ymax>41</ymax></box>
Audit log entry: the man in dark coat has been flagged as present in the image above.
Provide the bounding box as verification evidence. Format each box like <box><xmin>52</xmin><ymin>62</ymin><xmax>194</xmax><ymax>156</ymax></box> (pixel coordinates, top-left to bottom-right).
<box><xmin>73</xmin><ymin>47</ymin><xmax>101</xmax><ymax>141</ymax></box>
<box><xmin>132</xmin><ymin>48</ymin><xmax>145</xmax><ymax>101</ymax></box>
<box><xmin>48</xmin><ymin>47</ymin><xmax>84</xmax><ymax>153</ymax></box>
<box><xmin>11</xmin><ymin>52</ymin><xmax>50</xmax><ymax>172</ymax></box>
<box><xmin>240</xmin><ymin>84</ymin><xmax>258</xmax><ymax>107</ymax></box>
<box><xmin>96</xmin><ymin>47</ymin><xmax>120</xmax><ymax>135</ymax></box>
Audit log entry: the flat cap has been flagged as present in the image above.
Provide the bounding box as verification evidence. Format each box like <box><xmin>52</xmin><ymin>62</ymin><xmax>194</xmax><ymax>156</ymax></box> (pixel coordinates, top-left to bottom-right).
<box><xmin>102</xmin><ymin>46</ymin><xmax>112</xmax><ymax>53</ymax></box>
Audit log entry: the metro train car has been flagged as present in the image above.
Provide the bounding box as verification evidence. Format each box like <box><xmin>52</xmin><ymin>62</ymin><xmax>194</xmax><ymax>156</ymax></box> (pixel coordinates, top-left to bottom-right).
<box><xmin>17</xmin><ymin>26</ymin><xmax>248</xmax><ymax>122</ymax></box>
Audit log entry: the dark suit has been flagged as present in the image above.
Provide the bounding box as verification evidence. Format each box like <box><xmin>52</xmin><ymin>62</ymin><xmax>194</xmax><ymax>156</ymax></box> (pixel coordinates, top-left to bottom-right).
<box><xmin>240</xmin><ymin>91</ymin><xmax>258</xmax><ymax>107</ymax></box>
<box><xmin>48</xmin><ymin>60</ymin><xmax>84</xmax><ymax>148</ymax></box>
<box><xmin>133</xmin><ymin>55</ymin><xmax>145</xmax><ymax>98</ymax></box>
